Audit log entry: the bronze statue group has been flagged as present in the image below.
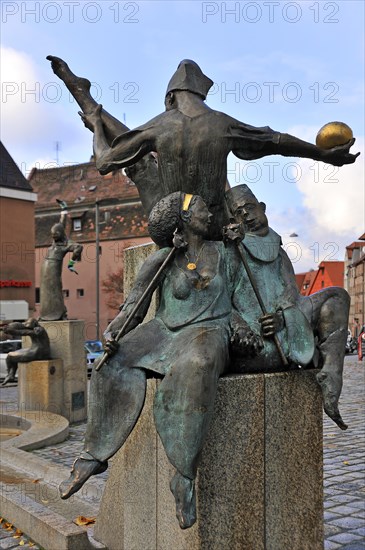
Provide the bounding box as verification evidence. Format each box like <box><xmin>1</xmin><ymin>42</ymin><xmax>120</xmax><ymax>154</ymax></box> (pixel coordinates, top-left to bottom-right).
<box><xmin>44</xmin><ymin>58</ymin><xmax>358</xmax><ymax>529</ymax></box>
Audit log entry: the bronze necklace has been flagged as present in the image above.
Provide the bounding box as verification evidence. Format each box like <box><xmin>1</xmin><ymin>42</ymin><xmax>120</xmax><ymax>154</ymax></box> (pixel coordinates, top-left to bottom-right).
<box><xmin>182</xmin><ymin>243</ymin><xmax>210</xmax><ymax>290</ymax></box>
<box><xmin>184</xmin><ymin>243</ymin><xmax>206</xmax><ymax>271</ymax></box>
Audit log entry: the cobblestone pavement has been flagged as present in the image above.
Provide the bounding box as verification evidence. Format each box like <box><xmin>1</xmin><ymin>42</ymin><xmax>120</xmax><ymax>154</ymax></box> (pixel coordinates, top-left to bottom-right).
<box><xmin>1</xmin><ymin>355</ymin><xmax>364</xmax><ymax>549</ymax></box>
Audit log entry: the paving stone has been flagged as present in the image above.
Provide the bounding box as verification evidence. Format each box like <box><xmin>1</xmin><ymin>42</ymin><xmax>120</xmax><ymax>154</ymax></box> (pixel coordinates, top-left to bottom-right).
<box><xmin>324</xmin><ymin>511</ymin><xmax>342</xmax><ymax>521</ymax></box>
<box><xmin>329</xmin><ymin>505</ymin><xmax>364</xmax><ymax>515</ymax></box>
<box><xmin>340</xmin><ymin>544</ymin><xmax>365</xmax><ymax>550</ymax></box>
<box><xmin>325</xmin><ymin>524</ymin><xmax>342</xmax><ymax>537</ymax></box>
<box><xmin>0</xmin><ymin>538</ymin><xmax>21</xmax><ymax>549</ymax></box>
<box><xmin>328</xmin><ymin>532</ymin><xmax>364</xmax><ymax>544</ymax></box>
<box><xmin>329</xmin><ymin>516</ymin><xmax>365</xmax><ymax>530</ymax></box>
<box><xmin>324</xmin><ymin>541</ymin><xmax>341</xmax><ymax>550</ymax></box>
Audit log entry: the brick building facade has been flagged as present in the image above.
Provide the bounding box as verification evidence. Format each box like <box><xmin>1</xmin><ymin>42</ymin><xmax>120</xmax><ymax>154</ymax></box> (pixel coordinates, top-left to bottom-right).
<box><xmin>0</xmin><ymin>142</ymin><xmax>37</xmax><ymax>323</ymax></box>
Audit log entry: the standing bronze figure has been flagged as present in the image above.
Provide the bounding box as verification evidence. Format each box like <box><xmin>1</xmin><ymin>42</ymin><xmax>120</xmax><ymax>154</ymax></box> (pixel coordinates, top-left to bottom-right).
<box><xmin>47</xmin><ymin>57</ymin><xmax>359</xmax><ymax>238</ymax></box>
<box><xmin>39</xmin><ymin>210</ymin><xmax>83</xmax><ymax>321</ymax></box>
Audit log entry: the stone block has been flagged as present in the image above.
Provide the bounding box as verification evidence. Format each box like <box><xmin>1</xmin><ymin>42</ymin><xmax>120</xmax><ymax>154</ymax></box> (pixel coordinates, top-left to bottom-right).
<box><xmin>18</xmin><ymin>359</ymin><xmax>64</xmax><ymax>417</ymax></box>
<box><xmin>94</xmin><ymin>370</ymin><xmax>323</xmax><ymax>550</ymax></box>
<box><xmin>38</xmin><ymin>320</ymin><xmax>87</xmax><ymax>423</ymax></box>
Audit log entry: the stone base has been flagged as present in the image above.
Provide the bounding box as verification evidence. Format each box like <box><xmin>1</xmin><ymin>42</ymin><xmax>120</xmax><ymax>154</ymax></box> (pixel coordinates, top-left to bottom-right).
<box><xmin>36</xmin><ymin>320</ymin><xmax>87</xmax><ymax>423</ymax></box>
<box><xmin>18</xmin><ymin>360</ymin><xmax>64</xmax><ymax>416</ymax></box>
<box><xmin>94</xmin><ymin>370</ymin><xmax>323</xmax><ymax>550</ymax></box>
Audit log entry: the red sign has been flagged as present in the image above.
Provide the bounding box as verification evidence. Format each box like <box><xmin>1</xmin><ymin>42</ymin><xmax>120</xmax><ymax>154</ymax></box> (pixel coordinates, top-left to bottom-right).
<box><xmin>0</xmin><ymin>280</ymin><xmax>32</xmax><ymax>288</ymax></box>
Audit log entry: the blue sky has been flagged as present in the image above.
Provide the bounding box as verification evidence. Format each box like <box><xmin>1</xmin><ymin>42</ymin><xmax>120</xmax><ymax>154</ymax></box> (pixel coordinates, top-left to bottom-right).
<box><xmin>1</xmin><ymin>0</ymin><xmax>364</xmax><ymax>271</ymax></box>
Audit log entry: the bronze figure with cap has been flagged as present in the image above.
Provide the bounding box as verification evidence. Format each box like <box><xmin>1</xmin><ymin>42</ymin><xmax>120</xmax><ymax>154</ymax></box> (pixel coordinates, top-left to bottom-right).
<box><xmin>47</xmin><ymin>57</ymin><xmax>359</xmax><ymax>239</ymax></box>
<box><xmin>225</xmin><ymin>184</ymin><xmax>350</xmax><ymax>430</ymax></box>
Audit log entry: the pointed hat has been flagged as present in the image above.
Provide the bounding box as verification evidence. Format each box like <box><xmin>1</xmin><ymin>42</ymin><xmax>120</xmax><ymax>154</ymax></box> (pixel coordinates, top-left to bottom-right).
<box><xmin>166</xmin><ymin>60</ymin><xmax>213</xmax><ymax>99</ymax></box>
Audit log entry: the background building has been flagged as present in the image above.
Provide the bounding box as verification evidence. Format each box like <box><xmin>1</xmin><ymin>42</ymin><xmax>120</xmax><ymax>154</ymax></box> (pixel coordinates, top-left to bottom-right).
<box><xmin>295</xmin><ymin>261</ymin><xmax>345</xmax><ymax>296</ymax></box>
<box><xmin>345</xmin><ymin>235</ymin><xmax>365</xmax><ymax>336</ymax></box>
<box><xmin>0</xmin><ymin>142</ymin><xmax>37</xmax><ymax>325</ymax></box>
<box><xmin>29</xmin><ymin>161</ymin><xmax>151</xmax><ymax>340</ymax></box>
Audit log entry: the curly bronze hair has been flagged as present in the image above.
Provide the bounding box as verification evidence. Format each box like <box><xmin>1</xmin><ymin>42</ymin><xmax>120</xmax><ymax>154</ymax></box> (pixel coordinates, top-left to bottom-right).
<box><xmin>148</xmin><ymin>192</ymin><xmax>198</xmax><ymax>247</ymax></box>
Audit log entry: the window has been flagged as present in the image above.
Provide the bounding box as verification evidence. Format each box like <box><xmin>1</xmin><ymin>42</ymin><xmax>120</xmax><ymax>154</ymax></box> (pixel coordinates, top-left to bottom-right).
<box><xmin>35</xmin><ymin>287</ymin><xmax>40</xmax><ymax>304</ymax></box>
<box><xmin>73</xmin><ymin>218</ymin><xmax>82</xmax><ymax>231</ymax></box>
<box><xmin>63</xmin><ymin>289</ymin><xmax>69</xmax><ymax>298</ymax></box>
<box><xmin>77</xmin><ymin>289</ymin><xmax>84</xmax><ymax>298</ymax></box>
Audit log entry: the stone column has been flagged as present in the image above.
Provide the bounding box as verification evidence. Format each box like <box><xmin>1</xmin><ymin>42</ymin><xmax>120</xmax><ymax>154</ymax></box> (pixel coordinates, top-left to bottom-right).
<box><xmin>94</xmin><ymin>371</ymin><xmax>323</xmax><ymax>550</ymax></box>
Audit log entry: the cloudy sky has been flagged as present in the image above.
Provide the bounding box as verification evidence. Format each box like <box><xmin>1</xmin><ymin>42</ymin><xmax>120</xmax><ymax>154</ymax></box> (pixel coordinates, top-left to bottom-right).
<box><xmin>1</xmin><ymin>0</ymin><xmax>364</xmax><ymax>271</ymax></box>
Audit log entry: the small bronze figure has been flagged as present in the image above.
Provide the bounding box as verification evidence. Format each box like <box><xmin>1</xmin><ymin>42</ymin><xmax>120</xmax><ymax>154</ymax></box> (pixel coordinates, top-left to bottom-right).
<box><xmin>39</xmin><ymin>209</ymin><xmax>83</xmax><ymax>321</ymax></box>
<box><xmin>1</xmin><ymin>318</ymin><xmax>51</xmax><ymax>385</ymax></box>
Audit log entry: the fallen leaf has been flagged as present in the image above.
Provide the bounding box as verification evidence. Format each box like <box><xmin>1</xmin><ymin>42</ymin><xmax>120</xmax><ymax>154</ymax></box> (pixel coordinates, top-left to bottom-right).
<box><xmin>31</xmin><ymin>479</ymin><xmax>40</xmax><ymax>484</ymax></box>
<box><xmin>19</xmin><ymin>541</ymin><xmax>25</xmax><ymax>546</ymax></box>
<box><xmin>29</xmin><ymin>542</ymin><xmax>35</xmax><ymax>547</ymax></box>
<box><xmin>343</xmin><ymin>461</ymin><xmax>350</xmax><ymax>465</ymax></box>
<box><xmin>74</xmin><ymin>515</ymin><xmax>96</xmax><ymax>526</ymax></box>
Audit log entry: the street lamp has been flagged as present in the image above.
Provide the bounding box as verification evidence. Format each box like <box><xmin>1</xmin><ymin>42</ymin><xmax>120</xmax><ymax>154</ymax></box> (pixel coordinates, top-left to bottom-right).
<box><xmin>95</xmin><ymin>199</ymin><xmax>100</xmax><ymax>340</ymax></box>
<box><xmin>94</xmin><ymin>198</ymin><xmax>110</xmax><ymax>340</ymax></box>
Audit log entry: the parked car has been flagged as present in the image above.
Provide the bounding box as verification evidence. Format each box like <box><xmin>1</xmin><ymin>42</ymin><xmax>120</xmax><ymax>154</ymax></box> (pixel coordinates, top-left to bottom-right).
<box><xmin>84</xmin><ymin>340</ymin><xmax>104</xmax><ymax>374</ymax></box>
<box><xmin>345</xmin><ymin>330</ymin><xmax>357</xmax><ymax>354</ymax></box>
<box><xmin>0</xmin><ymin>339</ymin><xmax>22</xmax><ymax>380</ymax></box>
<box><xmin>358</xmin><ymin>326</ymin><xmax>365</xmax><ymax>360</ymax></box>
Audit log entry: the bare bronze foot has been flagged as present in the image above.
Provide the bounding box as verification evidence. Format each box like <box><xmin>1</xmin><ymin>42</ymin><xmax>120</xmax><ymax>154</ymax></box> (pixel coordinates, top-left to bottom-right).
<box><xmin>46</xmin><ymin>56</ymin><xmax>92</xmax><ymax>98</ymax></box>
<box><xmin>316</xmin><ymin>371</ymin><xmax>348</xmax><ymax>430</ymax></box>
<box><xmin>1</xmin><ymin>373</ymin><xmax>16</xmax><ymax>386</ymax></box>
<box><xmin>170</xmin><ymin>472</ymin><xmax>196</xmax><ymax>529</ymax></box>
<box><xmin>59</xmin><ymin>457</ymin><xmax>108</xmax><ymax>499</ymax></box>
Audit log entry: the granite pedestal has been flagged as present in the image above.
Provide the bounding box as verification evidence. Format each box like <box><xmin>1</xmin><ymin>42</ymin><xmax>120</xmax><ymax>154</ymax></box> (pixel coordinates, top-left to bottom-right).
<box><xmin>23</xmin><ymin>320</ymin><xmax>88</xmax><ymax>423</ymax></box>
<box><xmin>18</xmin><ymin>359</ymin><xmax>64</xmax><ymax>417</ymax></box>
<box><xmin>94</xmin><ymin>370</ymin><xmax>323</xmax><ymax>550</ymax></box>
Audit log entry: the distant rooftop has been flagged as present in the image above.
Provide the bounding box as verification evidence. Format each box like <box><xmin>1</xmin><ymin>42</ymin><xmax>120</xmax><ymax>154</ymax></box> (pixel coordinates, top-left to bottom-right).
<box><xmin>0</xmin><ymin>142</ymin><xmax>33</xmax><ymax>192</ymax></box>
<box><xmin>29</xmin><ymin>160</ymin><xmax>139</xmax><ymax>208</ymax></box>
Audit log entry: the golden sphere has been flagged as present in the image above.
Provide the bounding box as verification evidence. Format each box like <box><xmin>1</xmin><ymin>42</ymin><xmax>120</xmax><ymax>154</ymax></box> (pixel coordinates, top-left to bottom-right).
<box><xmin>316</xmin><ymin>122</ymin><xmax>353</xmax><ymax>149</ymax></box>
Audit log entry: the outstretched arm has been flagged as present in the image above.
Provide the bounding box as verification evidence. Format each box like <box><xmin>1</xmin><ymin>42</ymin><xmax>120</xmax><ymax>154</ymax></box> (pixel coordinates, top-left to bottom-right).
<box><xmin>277</xmin><ymin>134</ymin><xmax>359</xmax><ymax>167</ymax></box>
<box><xmin>67</xmin><ymin>243</ymin><xmax>83</xmax><ymax>262</ymax></box>
<box><xmin>231</xmin><ymin>121</ymin><xmax>359</xmax><ymax>167</ymax></box>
